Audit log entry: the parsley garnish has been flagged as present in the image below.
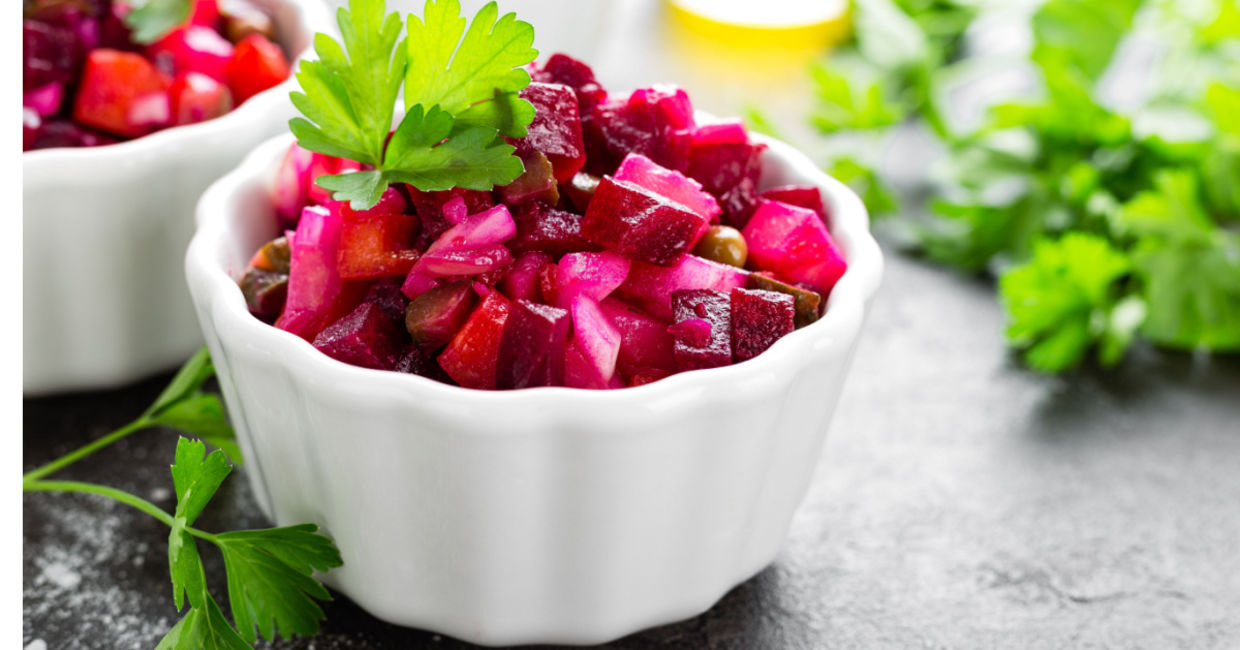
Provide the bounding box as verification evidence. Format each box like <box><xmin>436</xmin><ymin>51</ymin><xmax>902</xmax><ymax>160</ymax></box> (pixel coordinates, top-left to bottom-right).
<box><xmin>23</xmin><ymin>349</ymin><xmax>344</xmax><ymax>649</ymax></box>
<box><xmin>801</xmin><ymin>0</ymin><xmax>1240</xmax><ymax>372</ymax></box>
<box><xmin>291</xmin><ymin>0</ymin><xmax>538</xmax><ymax>209</ymax></box>
<box><xmin>124</xmin><ymin>0</ymin><xmax>193</xmax><ymax>45</ymax></box>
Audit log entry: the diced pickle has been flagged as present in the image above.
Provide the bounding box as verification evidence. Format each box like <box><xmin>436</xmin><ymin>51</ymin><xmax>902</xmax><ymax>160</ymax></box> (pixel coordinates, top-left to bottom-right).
<box><xmin>240</xmin><ymin>267</ymin><xmax>288</xmax><ymax>321</ymax></box>
<box><xmin>249</xmin><ymin>235</ymin><xmax>291</xmax><ymax>273</ymax></box>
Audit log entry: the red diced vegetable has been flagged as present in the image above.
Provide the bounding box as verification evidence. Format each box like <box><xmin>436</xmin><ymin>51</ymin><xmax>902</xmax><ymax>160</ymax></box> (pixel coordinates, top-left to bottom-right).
<box><xmin>599</xmin><ymin>298</ymin><xmax>675</xmax><ymax>377</ymax></box>
<box><xmin>614</xmin><ymin>152</ymin><xmax>721</xmax><ymax>225</ymax></box>
<box><xmin>225</xmin><ymin>33</ymin><xmax>288</xmax><ymax>104</ymax></box>
<box><xmin>554</xmin><ymin>251</ymin><xmax>630</xmax><ymax>308</ymax></box>
<box><xmin>671</xmin><ymin>289</ymin><xmax>732</xmax><ymax>371</ymax></box>
<box><xmin>581</xmin><ymin>176</ymin><xmax>708</xmax><ymax>266</ymax></box>
<box><xmin>730</xmin><ymin>288</ymin><xmax>795</xmax><ymax>361</ymax></box>
<box><xmin>691</xmin><ymin>119</ymin><xmax>748</xmax><ymax>146</ymax></box>
<box><xmin>742</xmin><ymin>199</ymin><xmax>847</xmax><ymax>294</ymax></box>
<box><xmin>438</xmin><ymin>292</ymin><xmax>512</xmax><ymax>389</ymax></box>
<box><xmin>496</xmin><ymin>300</ymin><xmax>570</xmax><ymax>389</ymax></box>
<box><xmin>169</xmin><ymin>71</ymin><xmax>233</xmax><ymax>125</ymax></box>
<box><xmin>501</xmin><ymin>252</ymin><xmax>552</xmax><ymax>303</ymax></box>
<box><xmin>566</xmin><ymin>295</ymin><xmax>621</xmax><ymax>387</ymax></box>
<box><xmin>149</xmin><ymin>25</ymin><xmax>234</xmax><ymax>82</ymax></box>
<box><xmin>73</xmin><ymin>49</ymin><xmax>171</xmax><ymax>138</ymax></box>
<box><xmin>510</xmin><ymin>200</ymin><xmax>596</xmax><ymax>256</ymax></box>
<box><xmin>514</xmin><ymin>82</ymin><xmax>586</xmax><ymax>183</ymax></box>
<box><xmin>531</xmin><ymin>53</ymin><xmax>607</xmax><ymax>114</ymax></box>
<box><xmin>276</xmin><ymin>206</ymin><xmax>343</xmax><ymax>340</ymax></box>
<box><xmin>760</xmin><ymin>185</ymin><xmax>827</xmax><ymax>221</ymax></box>
<box><xmin>616</xmin><ymin>255</ymin><xmax>749</xmax><ymax>320</ymax></box>
<box><xmin>312</xmin><ymin>302</ymin><xmax>401</xmax><ymax>371</ymax></box>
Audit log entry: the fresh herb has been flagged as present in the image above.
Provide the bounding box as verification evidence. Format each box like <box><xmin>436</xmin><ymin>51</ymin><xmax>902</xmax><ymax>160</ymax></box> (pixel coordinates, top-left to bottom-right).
<box><xmin>291</xmin><ymin>0</ymin><xmax>538</xmax><ymax>209</ymax></box>
<box><xmin>806</xmin><ymin>0</ymin><xmax>1240</xmax><ymax>372</ymax></box>
<box><xmin>23</xmin><ymin>349</ymin><xmax>343</xmax><ymax>649</ymax></box>
<box><xmin>125</xmin><ymin>0</ymin><xmax>193</xmax><ymax>45</ymax></box>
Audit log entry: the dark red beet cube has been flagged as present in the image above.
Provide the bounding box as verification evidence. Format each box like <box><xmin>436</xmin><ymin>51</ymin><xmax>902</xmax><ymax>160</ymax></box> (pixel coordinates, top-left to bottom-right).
<box><xmin>395</xmin><ymin>345</ymin><xmax>454</xmax><ymax>383</ymax></box>
<box><xmin>408</xmin><ymin>187</ymin><xmax>495</xmax><ymax>250</ymax></box>
<box><xmin>362</xmin><ymin>281</ymin><xmax>409</xmax><ymax>326</ymax></box>
<box><xmin>760</xmin><ymin>185</ymin><xmax>827</xmax><ymax>221</ymax></box>
<box><xmin>510</xmin><ymin>200</ymin><xmax>597</xmax><ymax>256</ymax></box>
<box><xmin>312</xmin><ymin>302</ymin><xmax>401</xmax><ymax>370</ymax></box>
<box><xmin>513</xmin><ymin>82</ymin><xmax>586</xmax><ymax>184</ymax></box>
<box><xmin>405</xmin><ymin>281</ymin><xmax>478</xmax><ymax>349</ymax></box>
<box><xmin>584</xmin><ymin>88</ymin><xmax>695</xmax><ymax>175</ymax></box>
<box><xmin>730</xmin><ymin>288</ymin><xmax>795</xmax><ymax>361</ymax></box>
<box><xmin>671</xmin><ymin>289</ymin><xmax>732</xmax><ymax>371</ymax></box>
<box><xmin>531</xmin><ymin>53</ymin><xmax>607</xmax><ymax>114</ymax></box>
<box><xmin>581</xmin><ymin>177</ymin><xmax>708</xmax><ymax>266</ymax></box>
<box><xmin>687</xmin><ymin>141</ymin><xmax>766</xmax><ymax>228</ymax></box>
<box><xmin>438</xmin><ymin>292</ymin><xmax>511</xmax><ymax>389</ymax></box>
<box><xmin>496</xmin><ymin>300</ymin><xmax>570</xmax><ymax>389</ymax></box>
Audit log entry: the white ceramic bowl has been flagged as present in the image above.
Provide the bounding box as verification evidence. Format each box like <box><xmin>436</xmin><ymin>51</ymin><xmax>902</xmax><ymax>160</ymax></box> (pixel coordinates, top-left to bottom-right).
<box><xmin>22</xmin><ymin>0</ymin><xmax>331</xmax><ymax>395</ymax></box>
<box><xmin>187</xmin><ymin>132</ymin><xmax>882</xmax><ymax>646</ymax></box>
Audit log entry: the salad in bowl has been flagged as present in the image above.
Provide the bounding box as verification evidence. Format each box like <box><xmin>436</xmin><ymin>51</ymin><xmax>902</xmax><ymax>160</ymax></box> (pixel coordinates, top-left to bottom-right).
<box><xmin>188</xmin><ymin>0</ymin><xmax>881</xmax><ymax>643</ymax></box>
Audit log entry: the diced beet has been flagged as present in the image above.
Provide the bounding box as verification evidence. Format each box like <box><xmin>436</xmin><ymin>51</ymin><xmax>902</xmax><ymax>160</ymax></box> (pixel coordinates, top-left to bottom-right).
<box><xmin>239</xmin><ymin>267</ymin><xmax>288</xmax><ymax>321</ymax></box>
<box><xmin>671</xmin><ymin>289</ymin><xmax>732</xmax><ymax>371</ymax></box>
<box><xmin>564</xmin><ymin>341</ymin><xmax>606</xmax><ymax>389</ymax></box>
<box><xmin>691</xmin><ymin>119</ymin><xmax>748</xmax><ymax>146</ymax></box>
<box><xmin>394</xmin><ymin>345</ymin><xmax>454</xmax><ymax>382</ymax></box>
<box><xmin>567</xmin><ymin>295</ymin><xmax>621</xmax><ymax>387</ymax></box>
<box><xmin>760</xmin><ymin>185</ymin><xmax>827</xmax><ymax>221</ymax></box>
<box><xmin>23</xmin><ymin>19</ymin><xmax>83</xmax><ymax>90</ymax></box>
<box><xmin>24</xmin><ymin>83</ymin><xmax>65</xmax><ymax>119</ymax></box>
<box><xmin>23</xmin><ymin>109</ymin><xmax>41</xmax><ymax>151</ymax></box>
<box><xmin>28</xmin><ymin>119</ymin><xmax>115</xmax><ymax>149</ymax></box>
<box><xmin>599</xmin><ymin>298</ymin><xmax>675</xmax><ymax>376</ymax></box>
<box><xmin>312</xmin><ymin>302</ymin><xmax>400</xmax><ymax>370</ymax></box>
<box><xmin>513</xmin><ymin>82</ymin><xmax>586</xmax><ymax>183</ymax></box>
<box><xmin>718</xmin><ymin>176</ymin><xmax>760</xmax><ymax>229</ymax></box>
<box><xmin>441</xmin><ymin>196</ymin><xmax>468</xmax><ymax>225</ymax></box>
<box><xmin>749</xmin><ymin>272</ymin><xmax>822</xmax><ymax>327</ymax></box>
<box><xmin>432</xmin><ymin>204</ymin><xmax>517</xmax><ymax>250</ymax></box>
<box><xmin>510</xmin><ymin>200</ymin><xmax>596</xmax><ymax>256</ymax></box>
<box><xmin>276</xmin><ymin>206</ymin><xmax>343</xmax><ymax>340</ymax></box>
<box><xmin>405</xmin><ymin>281</ymin><xmax>478</xmax><ymax>349</ymax></box>
<box><xmin>362</xmin><ymin>281</ymin><xmax>409</xmax><ymax>326</ymax></box>
<box><xmin>742</xmin><ymin>199</ymin><xmax>847</xmax><ymax>294</ymax></box>
<box><xmin>271</xmin><ymin>143</ymin><xmax>314</xmax><ymax>226</ymax></box>
<box><xmin>496</xmin><ymin>150</ymin><xmax>560</xmax><ymax>205</ymax></box>
<box><xmin>614</xmin><ymin>153</ymin><xmax>721</xmax><ymax>225</ymax></box>
<box><xmin>584</xmin><ymin>86</ymin><xmax>695</xmax><ymax>175</ymax></box>
<box><xmin>554</xmin><ymin>251</ymin><xmax>630</xmax><ymax>308</ymax></box>
<box><xmin>730</xmin><ymin>288</ymin><xmax>795</xmax><ymax>361</ymax></box>
<box><xmin>581</xmin><ymin>176</ymin><xmax>708</xmax><ymax>266</ymax></box>
<box><xmin>418</xmin><ymin>244</ymin><xmax>513</xmax><ymax>277</ymax></box>
<box><xmin>616</xmin><ymin>255</ymin><xmax>749</xmax><ymax>320</ymax></box>
<box><xmin>501</xmin><ymin>252</ymin><xmax>552</xmax><ymax>303</ymax></box>
<box><xmin>169</xmin><ymin>71</ymin><xmax>233</xmax><ymax>125</ymax></box>
<box><xmin>496</xmin><ymin>300</ymin><xmax>570</xmax><ymax>389</ymax></box>
<box><xmin>530</xmin><ymin>53</ymin><xmax>607</xmax><ymax>114</ymax></box>
<box><xmin>225</xmin><ymin>33</ymin><xmax>288</xmax><ymax>104</ymax></box>
<box><xmin>438</xmin><ymin>292</ymin><xmax>511</xmax><ymax>389</ymax></box>
<box><xmin>408</xmin><ymin>188</ymin><xmax>496</xmax><ymax>248</ymax></box>
<box><xmin>627</xmin><ymin>368</ymin><xmax>672</xmax><ymax>386</ymax></box>
<box><xmin>687</xmin><ymin>140</ymin><xmax>766</xmax><ymax>228</ymax></box>
<box><xmin>561</xmin><ymin>172</ymin><xmax>600</xmax><ymax>213</ymax></box>
<box><xmin>73</xmin><ymin>49</ymin><xmax>171</xmax><ymax>138</ymax></box>
<box><xmin>148</xmin><ymin>25</ymin><xmax>234</xmax><ymax>81</ymax></box>
<box><xmin>336</xmin><ymin>191</ymin><xmax>419</xmax><ymax>280</ymax></box>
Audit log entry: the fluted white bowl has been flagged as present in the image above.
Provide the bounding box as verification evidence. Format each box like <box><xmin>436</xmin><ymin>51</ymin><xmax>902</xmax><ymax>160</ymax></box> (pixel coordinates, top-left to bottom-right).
<box><xmin>187</xmin><ymin>130</ymin><xmax>882</xmax><ymax>646</ymax></box>
<box><xmin>22</xmin><ymin>0</ymin><xmax>331</xmax><ymax>395</ymax></box>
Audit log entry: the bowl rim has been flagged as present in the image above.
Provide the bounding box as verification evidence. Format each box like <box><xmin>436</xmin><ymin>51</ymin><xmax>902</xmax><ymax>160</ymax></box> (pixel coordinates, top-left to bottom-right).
<box><xmin>21</xmin><ymin>0</ymin><xmax>331</xmax><ymax>169</ymax></box>
<box><xmin>189</xmin><ymin>129</ymin><xmax>884</xmax><ymax>408</ymax></box>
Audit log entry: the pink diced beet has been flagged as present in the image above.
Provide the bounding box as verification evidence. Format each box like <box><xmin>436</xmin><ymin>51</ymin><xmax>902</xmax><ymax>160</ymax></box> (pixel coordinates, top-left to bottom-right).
<box><xmin>362</xmin><ymin>281</ymin><xmax>409</xmax><ymax>326</ymax></box>
<box><xmin>501</xmin><ymin>251</ymin><xmax>552</xmax><ymax>303</ymax></box>
<box><xmin>671</xmin><ymin>289</ymin><xmax>732</xmax><ymax>371</ymax></box>
<box><xmin>312</xmin><ymin>302</ymin><xmax>401</xmax><ymax>370</ymax></box>
<box><xmin>554</xmin><ymin>251</ymin><xmax>630</xmax><ymax>308</ymax></box>
<box><xmin>514</xmin><ymin>82</ymin><xmax>586</xmax><ymax>183</ymax></box>
<box><xmin>599</xmin><ymin>298</ymin><xmax>675</xmax><ymax>376</ymax></box>
<box><xmin>148</xmin><ymin>25</ymin><xmax>234</xmax><ymax>82</ymax></box>
<box><xmin>418</xmin><ymin>244</ymin><xmax>513</xmax><ymax>277</ymax></box>
<box><xmin>730</xmin><ymin>288</ymin><xmax>795</xmax><ymax>361</ymax></box>
<box><xmin>531</xmin><ymin>53</ymin><xmax>607</xmax><ymax>114</ymax></box>
<box><xmin>496</xmin><ymin>300</ymin><xmax>570</xmax><ymax>389</ymax></box>
<box><xmin>276</xmin><ymin>205</ymin><xmax>343</xmax><ymax>340</ymax></box>
<box><xmin>24</xmin><ymin>82</ymin><xmax>64</xmax><ymax>118</ymax></box>
<box><xmin>581</xmin><ymin>176</ymin><xmax>708</xmax><ymax>266</ymax></box>
<box><xmin>434</xmin><ymin>204</ymin><xmax>517</xmax><ymax>250</ymax></box>
<box><xmin>691</xmin><ymin>119</ymin><xmax>748</xmax><ymax>146</ymax></box>
<box><xmin>687</xmin><ymin>140</ymin><xmax>766</xmax><ymax>228</ymax></box>
<box><xmin>438</xmin><ymin>292</ymin><xmax>511</xmax><ymax>389</ymax></box>
<box><xmin>583</xmin><ymin>86</ymin><xmax>695</xmax><ymax>175</ymax></box>
<box><xmin>614</xmin><ymin>152</ymin><xmax>721</xmax><ymax>225</ymax></box>
<box><xmin>510</xmin><ymin>201</ymin><xmax>597</xmax><ymax>256</ymax></box>
<box><xmin>271</xmin><ymin>143</ymin><xmax>314</xmax><ymax>226</ymax></box>
<box><xmin>567</xmin><ymin>295</ymin><xmax>621</xmax><ymax>386</ymax></box>
<box><xmin>616</xmin><ymin>255</ymin><xmax>749</xmax><ymax>320</ymax></box>
<box><xmin>760</xmin><ymin>185</ymin><xmax>827</xmax><ymax>221</ymax></box>
<box><xmin>742</xmin><ymin>199</ymin><xmax>847</xmax><ymax>293</ymax></box>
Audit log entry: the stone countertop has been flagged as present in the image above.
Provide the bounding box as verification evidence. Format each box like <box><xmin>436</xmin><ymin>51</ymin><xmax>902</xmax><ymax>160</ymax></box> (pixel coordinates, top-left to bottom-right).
<box><xmin>23</xmin><ymin>247</ymin><xmax>1240</xmax><ymax>649</ymax></box>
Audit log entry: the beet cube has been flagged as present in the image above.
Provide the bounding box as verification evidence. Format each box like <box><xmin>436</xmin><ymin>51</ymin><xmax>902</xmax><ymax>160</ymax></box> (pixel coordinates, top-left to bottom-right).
<box><xmin>497</xmin><ymin>300</ymin><xmax>570</xmax><ymax>389</ymax></box>
<box><xmin>395</xmin><ymin>345</ymin><xmax>454</xmax><ymax>383</ymax></box>
<box><xmin>760</xmin><ymin>185</ymin><xmax>827</xmax><ymax>222</ymax></box>
<box><xmin>581</xmin><ymin>177</ymin><xmax>708</xmax><ymax>266</ymax></box>
<box><xmin>584</xmin><ymin>87</ymin><xmax>695</xmax><ymax>175</ymax></box>
<box><xmin>730</xmin><ymin>288</ymin><xmax>795</xmax><ymax>361</ymax></box>
<box><xmin>742</xmin><ymin>199</ymin><xmax>848</xmax><ymax>294</ymax></box>
<box><xmin>405</xmin><ymin>281</ymin><xmax>478</xmax><ymax>349</ymax></box>
<box><xmin>501</xmin><ymin>252</ymin><xmax>552</xmax><ymax>303</ymax></box>
<box><xmin>362</xmin><ymin>281</ymin><xmax>409</xmax><ymax>327</ymax></box>
<box><xmin>513</xmin><ymin>82</ymin><xmax>586</xmax><ymax>183</ymax></box>
<box><xmin>312</xmin><ymin>302</ymin><xmax>401</xmax><ymax>370</ymax></box>
<box><xmin>561</xmin><ymin>172</ymin><xmax>600</xmax><ymax>213</ymax></box>
<box><xmin>438</xmin><ymin>292</ymin><xmax>511</xmax><ymax>389</ymax></box>
<box><xmin>748</xmin><ymin>272</ymin><xmax>823</xmax><ymax>328</ymax></box>
<box><xmin>531</xmin><ymin>53</ymin><xmax>607</xmax><ymax>114</ymax></box>
<box><xmin>73</xmin><ymin>49</ymin><xmax>172</xmax><ymax>138</ymax></box>
<box><xmin>616</xmin><ymin>255</ymin><xmax>749</xmax><ymax>320</ymax></box>
<box><xmin>687</xmin><ymin>141</ymin><xmax>766</xmax><ymax>228</ymax></box>
<box><xmin>510</xmin><ymin>200</ymin><xmax>597</xmax><ymax>256</ymax></box>
<box><xmin>408</xmin><ymin>187</ymin><xmax>495</xmax><ymax>250</ymax></box>
<box><xmin>599</xmin><ymin>298</ymin><xmax>675</xmax><ymax>376</ymax></box>
<box><xmin>671</xmin><ymin>290</ymin><xmax>732</xmax><ymax>371</ymax></box>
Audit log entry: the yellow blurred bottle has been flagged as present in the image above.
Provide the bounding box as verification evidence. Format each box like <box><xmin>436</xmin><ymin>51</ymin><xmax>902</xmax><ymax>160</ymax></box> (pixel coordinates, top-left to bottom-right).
<box><xmin>667</xmin><ymin>0</ymin><xmax>851</xmax><ymax>54</ymax></box>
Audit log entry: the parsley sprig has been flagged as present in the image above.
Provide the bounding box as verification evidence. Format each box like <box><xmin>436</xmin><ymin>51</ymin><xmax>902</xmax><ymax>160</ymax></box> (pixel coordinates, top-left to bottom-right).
<box><xmin>124</xmin><ymin>0</ymin><xmax>193</xmax><ymax>45</ymax></box>
<box><xmin>291</xmin><ymin>0</ymin><xmax>538</xmax><ymax>209</ymax></box>
<box><xmin>804</xmin><ymin>0</ymin><xmax>1240</xmax><ymax>372</ymax></box>
<box><xmin>23</xmin><ymin>349</ymin><xmax>343</xmax><ymax>649</ymax></box>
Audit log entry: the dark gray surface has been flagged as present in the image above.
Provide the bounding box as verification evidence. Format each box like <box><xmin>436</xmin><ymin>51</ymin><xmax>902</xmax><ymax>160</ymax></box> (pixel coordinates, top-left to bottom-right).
<box><xmin>23</xmin><ymin>249</ymin><xmax>1240</xmax><ymax>649</ymax></box>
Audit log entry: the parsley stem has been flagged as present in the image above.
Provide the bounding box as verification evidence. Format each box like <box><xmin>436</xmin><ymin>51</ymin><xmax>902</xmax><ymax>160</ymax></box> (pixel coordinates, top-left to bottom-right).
<box><xmin>22</xmin><ymin>418</ymin><xmax>152</xmax><ymax>484</ymax></box>
<box><xmin>21</xmin><ymin>479</ymin><xmax>218</xmax><ymax>542</ymax></box>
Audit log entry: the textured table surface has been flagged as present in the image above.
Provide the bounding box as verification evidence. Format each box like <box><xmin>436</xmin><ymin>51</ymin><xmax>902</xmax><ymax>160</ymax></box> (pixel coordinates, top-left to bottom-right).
<box><xmin>23</xmin><ymin>247</ymin><xmax>1240</xmax><ymax>649</ymax></box>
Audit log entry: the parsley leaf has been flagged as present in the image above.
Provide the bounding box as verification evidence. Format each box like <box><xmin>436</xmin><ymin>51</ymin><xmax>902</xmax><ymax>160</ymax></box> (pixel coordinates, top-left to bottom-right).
<box><xmin>125</xmin><ymin>0</ymin><xmax>192</xmax><ymax>45</ymax></box>
<box><xmin>156</xmin><ymin>596</ymin><xmax>251</xmax><ymax>650</ymax></box>
<box><xmin>168</xmin><ymin>438</ymin><xmax>231</xmax><ymax>611</ymax></box>
<box><xmin>1000</xmin><ymin>233</ymin><xmax>1142</xmax><ymax>373</ymax></box>
<box><xmin>1031</xmin><ymin>0</ymin><xmax>1143</xmax><ymax>81</ymax></box>
<box><xmin>144</xmin><ymin>347</ymin><xmax>240</xmax><ymax>463</ymax></box>
<box><xmin>217</xmin><ymin>525</ymin><xmax>343</xmax><ymax>642</ymax></box>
